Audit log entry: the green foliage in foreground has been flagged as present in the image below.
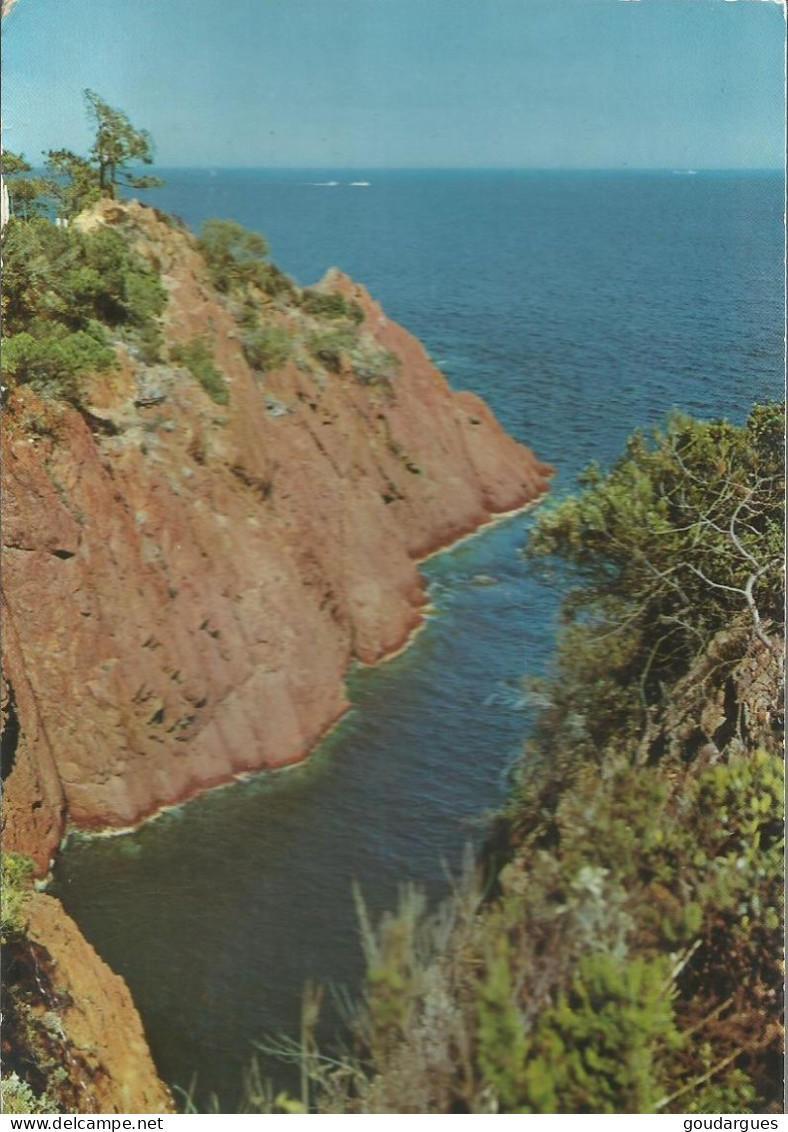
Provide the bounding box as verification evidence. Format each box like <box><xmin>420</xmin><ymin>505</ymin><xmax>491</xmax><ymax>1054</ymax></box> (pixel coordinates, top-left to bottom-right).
<box><xmin>1</xmin><ymin>216</ymin><xmax>167</xmax><ymax>402</ymax></box>
<box><xmin>1</xmin><ymin>1074</ymin><xmax>50</xmax><ymax>1115</ymax></box>
<box><xmin>523</xmin><ymin>403</ymin><xmax>784</xmax><ymax>762</ymax></box>
<box><xmin>241</xmin><ymin>406</ymin><xmax>783</xmax><ymax>1115</ymax></box>
<box><xmin>478</xmin><ymin>949</ymin><xmax>680</xmax><ymax>1114</ymax></box>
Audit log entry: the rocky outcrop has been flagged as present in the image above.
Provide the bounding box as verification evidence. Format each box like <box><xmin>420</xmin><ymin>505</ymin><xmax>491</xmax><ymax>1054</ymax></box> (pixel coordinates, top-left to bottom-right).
<box><xmin>13</xmin><ymin>892</ymin><xmax>174</xmax><ymax>1113</ymax></box>
<box><xmin>1</xmin><ymin>201</ymin><xmax>552</xmax><ymax>870</ymax></box>
<box><xmin>646</xmin><ymin>620</ymin><xmax>785</xmax><ymax>767</ymax></box>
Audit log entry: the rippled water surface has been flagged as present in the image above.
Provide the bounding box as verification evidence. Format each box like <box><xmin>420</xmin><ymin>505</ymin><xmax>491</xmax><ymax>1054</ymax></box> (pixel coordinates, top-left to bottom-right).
<box><xmin>53</xmin><ymin>170</ymin><xmax>784</xmax><ymax>1107</ymax></box>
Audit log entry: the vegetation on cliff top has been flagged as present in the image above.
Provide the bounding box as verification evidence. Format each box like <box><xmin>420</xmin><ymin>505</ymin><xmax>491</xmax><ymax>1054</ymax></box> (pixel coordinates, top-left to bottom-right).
<box><xmin>3</xmin><ymin>91</ymin><xmax>162</xmax><ymax>222</ymax></box>
<box><xmin>1</xmin><ymin>217</ymin><xmax>167</xmax><ymax>397</ymax></box>
<box><xmin>239</xmin><ymin>405</ymin><xmax>784</xmax><ymax>1115</ymax></box>
<box><xmin>1</xmin><ymin>95</ymin><xmax>401</xmax><ymax>426</ymax></box>
<box><xmin>47</xmin><ymin>90</ymin><xmax>163</xmax><ymax>216</ymax></box>
<box><xmin>1</xmin><ymin>93</ymin><xmax>169</xmax><ymax>408</ymax></box>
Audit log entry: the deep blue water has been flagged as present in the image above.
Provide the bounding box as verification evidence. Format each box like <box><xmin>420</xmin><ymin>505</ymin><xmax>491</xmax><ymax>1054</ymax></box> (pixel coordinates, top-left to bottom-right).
<box><xmin>52</xmin><ymin>170</ymin><xmax>784</xmax><ymax>1109</ymax></box>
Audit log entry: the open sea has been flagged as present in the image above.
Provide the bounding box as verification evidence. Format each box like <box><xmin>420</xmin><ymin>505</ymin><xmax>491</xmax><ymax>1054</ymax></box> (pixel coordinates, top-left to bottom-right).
<box><xmin>52</xmin><ymin>170</ymin><xmax>784</xmax><ymax>1109</ymax></box>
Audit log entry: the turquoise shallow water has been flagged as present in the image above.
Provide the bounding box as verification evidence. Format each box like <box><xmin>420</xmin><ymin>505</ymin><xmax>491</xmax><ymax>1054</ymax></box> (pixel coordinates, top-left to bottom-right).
<box><xmin>52</xmin><ymin>170</ymin><xmax>784</xmax><ymax>1107</ymax></box>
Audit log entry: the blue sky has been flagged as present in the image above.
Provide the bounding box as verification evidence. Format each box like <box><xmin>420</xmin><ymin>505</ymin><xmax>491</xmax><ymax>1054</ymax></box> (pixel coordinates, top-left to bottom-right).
<box><xmin>1</xmin><ymin>0</ymin><xmax>784</xmax><ymax>169</ymax></box>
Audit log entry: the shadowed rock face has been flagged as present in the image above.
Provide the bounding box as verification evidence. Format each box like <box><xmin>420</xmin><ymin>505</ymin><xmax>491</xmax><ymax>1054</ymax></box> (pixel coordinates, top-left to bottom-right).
<box><xmin>1</xmin><ymin>200</ymin><xmax>552</xmax><ymax>870</ymax></box>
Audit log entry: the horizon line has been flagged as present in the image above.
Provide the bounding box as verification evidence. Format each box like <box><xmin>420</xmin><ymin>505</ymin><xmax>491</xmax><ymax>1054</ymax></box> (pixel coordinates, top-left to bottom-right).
<box><xmin>141</xmin><ymin>164</ymin><xmax>785</xmax><ymax>174</ymax></box>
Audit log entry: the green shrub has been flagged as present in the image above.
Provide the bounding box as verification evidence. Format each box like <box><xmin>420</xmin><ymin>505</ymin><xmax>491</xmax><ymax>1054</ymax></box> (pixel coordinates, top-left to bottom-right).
<box><xmin>129</xmin><ymin>320</ymin><xmax>165</xmax><ymax>365</ymax></box>
<box><xmin>304</xmin><ymin>326</ymin><xmax>399</xmax><ymax>387</ymax></box>
<box><xmin>122</xmin><ymin>265</ymin><xmax>168</xmax><ymax>328</ymax></box>
<box><xmin>1</xmin><ymin>217</ymin><xmax>167</xmax><ymax>394</ymax></box>
<box><xmin>305</xmin><ymin>327</ymin><xmax>357</xmax><ymax>373</ymax></box>
<box><xmin>242</xmin><ymin>325</ymin><xmax>292</xmax><ymax>372</ymax></box>
<box><xmin>1</xmin><ymin>218</ymin><xmax>166</xmax><ymax>337</ymax></box>
<box><xmin>197</xmin><ymin>219</ymin><xmax>296</xmax><ymax>300</ymax></box>
<box><xmin>359</xmin><ymin>885</ymin><xmax>428</xmax><ymax>1059</ymax></box>
<box><xmin>171</xmin><ymin>337</ymin><xmax>229</xmax><ymax>405</ymax></box>
<box><xmin>1</xmin><ymin>853</ymin><xmax>35</xmax><ymax>941</ymax></box>
<box><xmin>475</xmin><ymin>934</ymin><xmax>529</xmax><ymax>1110</ymax></box>
<box><xmin>0</xmin><ymin>1073</ymin><xmax>50</xmax><ymax>1115</ymax></box>
<box><xmin>687</xmin><ymin>751</ymin><xmax>784</xmax><ymax>995</ymax></box>
<box><xmin>527</xmin><ymin>405</ymin><xmax>784</xmax><ymax>710</ymax></box>
<box><xmin>477</xmin><ymin>949</ymin><xmax>680</xmax><ymax>1113</ymax></box>
<box><xmin>198</xmin><ymin>219</ymin><xmax>269</xmax><ymax>293</ymax></box>
<box><xmin>263</xmin><ymin>263</ymin><xmax>299</xmax><ymax>300</ymax></box>
<box><xmin>300</xmin><ymin>290</ymin><xmax>364</xmax><ymax>324</ymax></box>
<box><xmin>520</xmin><ymin>953</ymin><xmax>679</xmax><ymax>1114</ymax></box>
<box><xmin>1</xmin><ymin>330</ymin><xmax>116</xmax><ymax>403</ymax></box>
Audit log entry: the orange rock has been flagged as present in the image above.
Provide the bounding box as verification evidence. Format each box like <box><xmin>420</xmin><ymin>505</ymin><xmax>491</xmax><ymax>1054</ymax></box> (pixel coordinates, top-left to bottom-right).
<box><xmin>23</xmin><ymin>892</ymin><xmax>173</xmax><ymax>1113</ymax></box>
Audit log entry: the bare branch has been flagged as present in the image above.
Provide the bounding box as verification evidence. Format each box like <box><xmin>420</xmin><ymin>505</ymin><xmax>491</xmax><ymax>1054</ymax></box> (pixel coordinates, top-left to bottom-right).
<box><xmin>686</xmin><ymin>564</ymin><xmax>745</xmax><ymax>597</ymax></box>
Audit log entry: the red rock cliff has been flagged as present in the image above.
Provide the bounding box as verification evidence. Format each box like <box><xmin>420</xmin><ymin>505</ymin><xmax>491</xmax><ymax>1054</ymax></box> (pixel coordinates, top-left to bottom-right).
<box><xmin>1</xmin><ymin>201</ymin><xmax>552</xmax><ymax>870</ymax></box>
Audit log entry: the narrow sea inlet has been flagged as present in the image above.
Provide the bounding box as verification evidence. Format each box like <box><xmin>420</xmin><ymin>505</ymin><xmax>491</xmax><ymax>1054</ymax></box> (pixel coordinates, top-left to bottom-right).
<box><xmin>51</xmin><ymin>169</ymin><xmax>784</xmax><ymax>1108</ymax></box>
<box><xmin>53</xmin><ymin>510</ymin><xmax>559</xmax><ymax>1107</ymax></box>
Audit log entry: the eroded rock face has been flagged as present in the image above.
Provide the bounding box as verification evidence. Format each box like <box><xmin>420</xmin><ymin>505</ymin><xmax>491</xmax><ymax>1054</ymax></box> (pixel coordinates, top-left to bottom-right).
<box><xmin>647</xmin><ymin>622</ymin><xmax>785</xmax><ymax>767</ymax></box>
<box><xmin>1</xmin><ymin>201</ymin><xmax>552</xmax><ymax>869</ymax></box>
<box><xmin>21</xmin><ymin>893</ymin><xmax>174</xmax><ymax>1114</ymax></box>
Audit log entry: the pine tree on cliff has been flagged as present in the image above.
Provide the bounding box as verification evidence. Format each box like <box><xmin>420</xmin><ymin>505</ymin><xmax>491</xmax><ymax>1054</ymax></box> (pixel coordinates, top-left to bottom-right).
<box><xmin>46</xmin><ymin>91</ymin><xmax>163</xmax><ymax>217</ymax></box>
